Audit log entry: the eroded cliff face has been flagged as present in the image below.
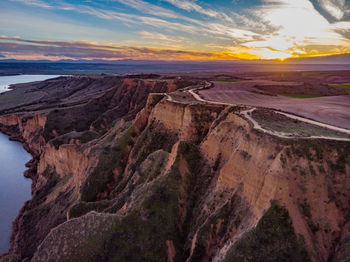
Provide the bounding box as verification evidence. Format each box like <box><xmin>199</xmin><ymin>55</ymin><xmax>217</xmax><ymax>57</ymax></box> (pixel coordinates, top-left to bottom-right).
<box><xmin>198</xmin><ymin>111</ymin><xmax>350</xmax><ymax>262</ymax></box>
<box><xmin>0</xmin><ymin>76</ymin><xmax>187</xmax><ymax>262</ymax></box>
<box><xmin>0</xmin><ymin>76</ymin><xmax>349</xmax><ymax>262</ymax></box>
<box><xmin>0</xmin><ymin>105</ymin><xmax>99</xmax><ymax>260</ymax></box>
<box><xmin>0</xmin><ymin>114</ymin><xmax>46</xmax><ymax>154</ymax></box>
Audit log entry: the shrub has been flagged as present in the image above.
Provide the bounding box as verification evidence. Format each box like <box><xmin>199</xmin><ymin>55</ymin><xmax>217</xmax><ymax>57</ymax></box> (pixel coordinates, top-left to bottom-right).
<box><xmin>224</xmin><ymin>201</ymin><xmax>310</xmax><ymax>262</ymax></box>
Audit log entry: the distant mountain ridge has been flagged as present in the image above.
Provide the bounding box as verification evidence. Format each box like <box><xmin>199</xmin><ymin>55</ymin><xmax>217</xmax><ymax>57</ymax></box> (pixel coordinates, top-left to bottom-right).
<box><xmin>285</xmin><ymin>53</ymin><xmax>350</xmax><ymax>64</ymax></box>
<box><xmin>0</xmin><ymin>53</ymin><xmax>349</xmax><ymax>64</ymax></box>
<box><xmin>1</xmin><ymin>56</ymin><xmax>350</xmax><ymax>76</ymax></box>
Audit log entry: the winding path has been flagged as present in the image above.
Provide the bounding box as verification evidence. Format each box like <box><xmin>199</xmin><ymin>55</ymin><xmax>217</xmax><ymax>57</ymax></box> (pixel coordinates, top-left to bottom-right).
<box><xmin>166</xmin><ymin>81</ymin><xmax>350</xmax><ymax>141</ymax></box>
<box><xmin>241</xmin><ymin>108</ymin><xmax>350</xmax><ymax>141</ymax></box>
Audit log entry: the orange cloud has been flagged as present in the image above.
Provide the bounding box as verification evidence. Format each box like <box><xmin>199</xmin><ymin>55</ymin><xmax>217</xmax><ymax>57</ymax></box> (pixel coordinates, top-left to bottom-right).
<box><xmin>0</xmin><ymin>36</ymin><xmax>349</xmax><ymax>61</ymax></box>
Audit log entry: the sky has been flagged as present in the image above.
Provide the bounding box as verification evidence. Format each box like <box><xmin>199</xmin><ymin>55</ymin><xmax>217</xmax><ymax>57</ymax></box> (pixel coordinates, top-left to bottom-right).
<box><xmin>0</xmin><ymin>0</ymin><xmax>349</xmax><ymax>61</ymax></box>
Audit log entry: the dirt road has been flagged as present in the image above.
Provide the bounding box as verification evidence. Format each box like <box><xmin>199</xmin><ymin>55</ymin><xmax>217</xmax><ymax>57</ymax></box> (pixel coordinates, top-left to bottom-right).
<box><xmin>165</xmin><ymin>81</ymin><xmax>350</xmax><ymax>141</ymax></box>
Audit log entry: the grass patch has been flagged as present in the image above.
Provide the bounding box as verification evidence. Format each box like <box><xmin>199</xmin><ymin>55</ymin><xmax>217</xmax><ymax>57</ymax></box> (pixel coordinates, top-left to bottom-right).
<box><xmin>68</xmin><ymin>200</ymin><xmax>113</xmax><ymax>219</ymax></box>
<box><xmin>135</xmin><ymin>150</ymin><xmax>169</xmax><ymax>186</ymax></box>
<box><xmin>0</xmin><ymin>254</ymin><xmax>21</xmax><ymax>262</ymax></box>
<box><xmin>130</xmin><ymin>122</ymin><xmax>178</xmax><ymax>172</ymax></box>
<box><xmin>288</xmin><ymin>138</ymin><xmax>350</xmax><ymax>167</ymax></box>
<box><xmin>78</xmin><ymin>130</ymin><xmax>99</xmax><ymax>143</ymax></box>
<box><xmin>80</xmin><ymin>126</ymin><xmax>135</xmax><ymax>202</ymax></box>
<box><xmin>191</xmin><ymin>194</ymin><xmax>248</xmax><ymax>260</ymax></box>
<box><xmin>329</xmin><ymin>83</ymin><xmax>350</xmax><ymax>94</ymax></box>
<box><xmin>252</xmin><ymin>109</ymin><xmax>350</xmax><ymax>139</ymax></box>
<box><xmin>103</xmin><ymin>149</ymin><xmax>186</xmax><ymax>261</ymax></box>
<box><xmin>298</xmin><ymin>200</ymin><xmax>320</xmax><ymax>233</ymax></box>
<box><xmin>224</xmin><ymin>201</ymin><xmax>310</xmax><ymax>262</ymax></box>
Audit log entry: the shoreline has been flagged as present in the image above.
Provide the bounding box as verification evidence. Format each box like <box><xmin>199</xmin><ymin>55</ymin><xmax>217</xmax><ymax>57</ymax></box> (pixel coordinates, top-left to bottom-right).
<box><xmin>0</xmin><ymin>128</ymin><xmax>35</xmax><ymax>257</ymax></box>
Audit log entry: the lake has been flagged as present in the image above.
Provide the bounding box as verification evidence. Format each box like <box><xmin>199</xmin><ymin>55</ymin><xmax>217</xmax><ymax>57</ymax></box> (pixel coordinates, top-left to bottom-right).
<box><xmin>0</xmin><ymin>75</ymin><xmax>60</xmax><ymax>93</ymax></box>
<box><xmin>0</xmin><ymin>75</ymin><xmax>59</xmax><ymax>254</ymax></box>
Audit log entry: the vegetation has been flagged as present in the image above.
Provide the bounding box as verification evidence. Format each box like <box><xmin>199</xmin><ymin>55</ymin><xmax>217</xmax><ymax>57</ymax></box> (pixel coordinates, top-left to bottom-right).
<box><xmin>175</xmin><ymin>79</ymin><xmax>198</xmax><ymax>89</ymax></box>
<box><xmin>149</xmin><ymin>93</ymin><xmax>165</xmax><ymax>107</ymax></box>
<box><xmin>80</xmin><ymin>126</ymin><xmax>135</xmax><ymax>202</ymax></box>
<box><xmin>51</xmin><ymin>143</ymin><xmax>202</xmax><ymax>261</ymax></box>
<box><xmin>224</xmin><ymin>201</ymin><xmax>310</xmax><ymax>262</ymax></box>
<box><xmin>298</xmin><ymin>200</ymin><xmax>320</xmax><ymax>233</ymax></box>
<box><xmin>211</xmin><ymin>106</ymin><xmax>241</xmax><ymax>130</ymax></box>
<box><xmin>130</xmin><ymin>122</ymin><xmax>178</xmax><ymax>171</ymax></box>
<box><xmin>191</xmin><ymin>194</ymin><xmax>249</xmax><ymax>260</ymax></box>
<box><xmin>327</xmin><ymin>186</ymin><xmax>342</xmax><ymax>208</ymax></box>
<box><xmin>252</xmin><ymin>109</ymin><xmax>350</xmax><ymax>139</ymax></box>
<box><xmin>0</xmin><ymin>254</ymin><xmax>21</xmax><ymax>262</ymax></box>
<box><xmin>133</xmin><ymin>150</ymin><xmax>169</xmax><ymax>187</ymax></box>
<box><xmin>101</xmin><ymin>142</ymin><xmax>203</xmax><ymax>261</ymax></box>
<box><xmin>298</xmin><ymin>200</ymin><xmax>311</xmax><ymax>218</ymax></box>
<box><xmin>288</xmin><ymin>139</ymin><xmax>350</xmax><ymax>175</ymax></box>
<box><xmin>329</xmin><ymin>83</ymin><xmax>350</xmax><ymax>94</ymax></box>
<box><xmin>280</xmin><ymin>154</ymin><xmax>286</xmax><ymax>167</ymax></box>
<box><xmin>49</xmin><ymin>130</ymin><xmax>100</xmax><ymax>149</ymax></box>
<box><xmin>6</xmin><ymin>73</ymin><xmax>350</xmax><ymax>261</ymax></box>
<box><xmin>78</xmin><ymin>130</ymin><xmax>99</xmax><ymax>143</ymax></box>
<box><xmin>68</xmin><ymin>200</ymin><xmax>113</xmax><ymax>219</ymax></box>
<box><xmin>75</xmin><ymin>149</ymin><xmax>184</xmax><ymax>261</ymax></box>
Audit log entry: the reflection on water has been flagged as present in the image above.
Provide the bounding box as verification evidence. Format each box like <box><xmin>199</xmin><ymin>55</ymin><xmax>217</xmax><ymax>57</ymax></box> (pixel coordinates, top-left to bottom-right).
<box><xmin>0</xmin><ymin>132</ymin><xmax>32</xmax><ymax>253</ymax></box>
<box><xmin>0</xmin><ymin>75</ymin><xmax>60</xmax><ymax>93</ymax></box>
<box><xmin>0</xmin><ymin>75</ymin><xmax>60</xmax><ymax>254</ymax></box>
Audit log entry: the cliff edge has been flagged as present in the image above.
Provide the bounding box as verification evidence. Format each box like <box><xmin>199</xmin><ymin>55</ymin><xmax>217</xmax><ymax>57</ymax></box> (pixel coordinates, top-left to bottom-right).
<box><xmin>0</xmin><ymin>75</ymin><xmax>349</xmax><ymax>262</ymax></box>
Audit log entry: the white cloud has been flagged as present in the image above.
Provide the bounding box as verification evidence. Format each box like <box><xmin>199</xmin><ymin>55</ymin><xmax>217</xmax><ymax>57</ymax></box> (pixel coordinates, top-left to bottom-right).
<box><xmin>9</xmin><ymin>0</ymin><xmax>51</xmax><ymax>8</ymax></box>
<box><xmin>246</xmin><ymin>0</ymin><xmax>350</xmax><ymax>56</ymax></box>
<box><xmin>112</xmin><ymin>0</ymin><xmax>179</xmax><ymax>19</ymax></box>
<box><xmin>317</xmin><ymin>0</ymin><xmax>345</xmax><ymax>20</ymax></box>
<box><xmin>163</xmin><ymin>0</ymin><xmax>219</xmax><ymax>17</ymax></box>
<box><xmin>4</xmin><ymin>0</ymin><xmax>350</xmax><ymax>59</ymax></box>
<box><xmin>138</xmin><ymin>31</ymin><xmax>184</xmax><ymax>42</ymax></box>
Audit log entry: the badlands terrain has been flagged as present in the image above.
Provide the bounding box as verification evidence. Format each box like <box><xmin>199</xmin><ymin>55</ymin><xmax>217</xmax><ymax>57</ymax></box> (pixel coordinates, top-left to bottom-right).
<box><xmin>0</xmin><ymin>70</ymin><xmax>349</xmax><ymax>262</ymax></box>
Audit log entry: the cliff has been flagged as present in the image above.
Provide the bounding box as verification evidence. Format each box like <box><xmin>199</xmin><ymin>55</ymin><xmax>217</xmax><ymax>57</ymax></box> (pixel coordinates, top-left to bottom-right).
<box><xmin>0</xmin><ymin>75</ymin><xmax>349</xmax><ymax>262</ymax></box>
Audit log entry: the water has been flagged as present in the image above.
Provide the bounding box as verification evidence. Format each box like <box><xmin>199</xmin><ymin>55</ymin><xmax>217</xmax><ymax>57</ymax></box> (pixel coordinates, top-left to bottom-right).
<box><xmin>0</xmin><ymin>75</ymin><xmax>60</xmax><ymax>93</ymax></box>
<box><xmin>0</xmin><ymin>133</ymin><xmax>32</xmax><ymax>253</ymax></box>
<box><xmin>0</xmin><ymin>75</ymin><xmax>59</xmax><ymax>254</ymax></box>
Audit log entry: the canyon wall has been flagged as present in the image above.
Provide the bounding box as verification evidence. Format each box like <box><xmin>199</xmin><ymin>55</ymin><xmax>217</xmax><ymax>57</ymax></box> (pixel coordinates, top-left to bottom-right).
<box><xmin>0</xmin><ymin>76</ymin><xmax>349</xmax><ymax>262</ymax></box>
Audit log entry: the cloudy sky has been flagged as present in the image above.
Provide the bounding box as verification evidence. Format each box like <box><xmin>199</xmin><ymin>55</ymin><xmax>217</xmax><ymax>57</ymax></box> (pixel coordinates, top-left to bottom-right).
<box><xmin>0</xmin><ymin>0</ymin><xmax>349</xmax><ymax>60</ymax></box>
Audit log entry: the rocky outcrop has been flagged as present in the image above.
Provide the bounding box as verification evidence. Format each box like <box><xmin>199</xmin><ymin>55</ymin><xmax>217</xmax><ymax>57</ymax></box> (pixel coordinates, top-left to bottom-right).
<box><xmin>0</xmin><ymin>76</ymin><xmax>188</xmax><ymax>261</ymax></box>
<box><xmin>0</xmin><ymin>114</ymin><xmax>46</xmax><ymax>154</ymax></box>
<box><xmin>0</xmin><ymin>75</ymin><xmax>349</xmax><ymax>262</ymax></box>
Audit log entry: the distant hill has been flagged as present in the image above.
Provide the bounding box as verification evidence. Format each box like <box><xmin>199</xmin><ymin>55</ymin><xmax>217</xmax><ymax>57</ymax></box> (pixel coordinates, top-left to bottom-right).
<box><xmin>1</xmin><ymin>53</ymin><xmax>349</xmax><ymax>65</ymax></box>
<box><xmin>0</xmin><ymin>57</ymin><xmax>350</xmax><ymax>76</ymax></box>
<box><xmin>285</xmin><ymin>53</ymin><xmax>350</xmax><ymax>64</ymax></box>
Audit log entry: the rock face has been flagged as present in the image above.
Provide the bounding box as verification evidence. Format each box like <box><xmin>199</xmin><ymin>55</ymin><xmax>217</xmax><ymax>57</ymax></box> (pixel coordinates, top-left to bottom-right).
<box><xmin>0</xmin><ymin>75</ymin><xmax>349</xmax><ymax>262</ymax></box>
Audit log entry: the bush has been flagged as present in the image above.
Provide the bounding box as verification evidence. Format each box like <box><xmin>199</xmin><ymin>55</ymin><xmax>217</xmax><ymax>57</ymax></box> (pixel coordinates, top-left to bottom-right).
<box><xmin>224</xmin><ymin>201</ymin><xmax>310</xmax><ymax>262</ymax></box>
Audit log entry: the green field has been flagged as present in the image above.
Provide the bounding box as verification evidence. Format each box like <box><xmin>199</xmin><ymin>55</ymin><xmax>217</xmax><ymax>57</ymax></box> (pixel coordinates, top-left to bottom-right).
<box><xmin>329</xmin><ymin>83</ymin><xmax>350</xmax><ymax>94</ymax></box>
<box><xmin>301</xmin><ymin>71</ymin><xmax>343</xmax><ymax>76</ymax></box>
<box><xmin>252</xmin><ymin>109</ymin><xmax>350</xmax><ymax>139</ymax></box>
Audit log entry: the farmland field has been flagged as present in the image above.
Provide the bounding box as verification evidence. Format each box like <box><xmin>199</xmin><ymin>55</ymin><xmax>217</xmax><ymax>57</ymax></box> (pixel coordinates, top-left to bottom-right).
<box><xmin>199</xmin><ymin>71</ymin><xmax>350</xmax><ymax>129</ymax></box>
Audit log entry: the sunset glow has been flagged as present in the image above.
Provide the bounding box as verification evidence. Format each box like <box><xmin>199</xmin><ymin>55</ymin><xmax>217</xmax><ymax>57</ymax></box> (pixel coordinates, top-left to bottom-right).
<box><xmin>0</xmin><ymin>0</ymin><xmax>349</xmax><ymax>61</ymax></box>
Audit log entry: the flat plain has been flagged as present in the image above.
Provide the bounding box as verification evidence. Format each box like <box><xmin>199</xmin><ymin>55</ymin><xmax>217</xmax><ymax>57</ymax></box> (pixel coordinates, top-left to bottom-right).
<box><xmin>199</xmin><ymin>71</ymin><xmax>350</xmax><ymax>129</ymax></box>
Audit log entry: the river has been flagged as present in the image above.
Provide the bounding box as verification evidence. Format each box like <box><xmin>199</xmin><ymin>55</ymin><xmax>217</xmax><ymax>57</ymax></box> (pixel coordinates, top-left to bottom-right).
<box><xmin>0</xmin><ymin>75</ymin><xmax>59</xmax><ymax>254</ymax></box>
<box><xmin>0</xmin><ymin>75</ymin><xmax>60</xmax><ymax>93</ymax></box>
